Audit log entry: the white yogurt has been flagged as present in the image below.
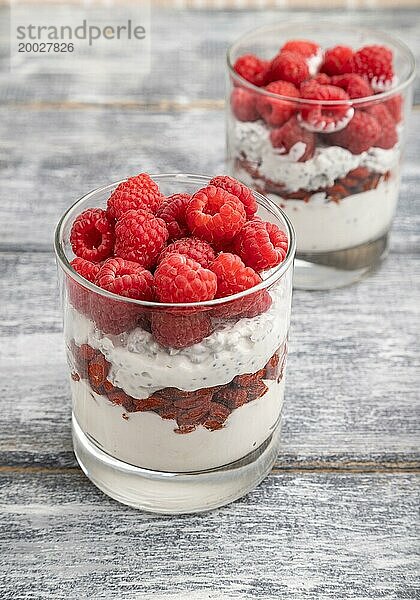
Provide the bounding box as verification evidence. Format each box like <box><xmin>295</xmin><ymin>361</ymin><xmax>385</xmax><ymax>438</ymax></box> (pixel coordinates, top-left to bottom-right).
<box><xmin>66</xmin><ymin>270</ymin><xmax>292</xmax><ymax>400</ymax></box>
<box><xmin>72</xmin><ymin>377</ymin><xmax>284</xmax><ymax>472</ymax></box>
<box><xmin>268</xmin><ymin>173</ymin><xmax>400</xmax><ymax>253</ymax></box>
<box><xmin>233</xmin><ymin>120</ymin><xmax>399</xmax><ymax>193</ymax></box>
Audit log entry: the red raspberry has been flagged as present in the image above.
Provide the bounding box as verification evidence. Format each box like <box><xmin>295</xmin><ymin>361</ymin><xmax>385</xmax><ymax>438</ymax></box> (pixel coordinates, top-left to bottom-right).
<box><xmin>107</xmin><ymin>173</ymin><xmax>163</xmax><ymax>220</ymax></box>
<box><xmin>367</xmin><ymin>104</ymin><xmax>398</xmax><ymax>149</ymax></box>
<box><xmin>267</xmin><ymin>51</ymin><xmax>309</xmax><ymax>87</ymax></box>
<box><xmin>385</xmin><ymin>94</ymin><xmax>403</xmax><ymax>123</ymax></box>
<box><xmin>156</xmin><ymin>193</ymin><xmax>190</xmax><ymax>240</ymax></box>
<box><xmin>328</xmin><ymin>110</ymin><xmax>380</xmax><ymax>154</ymax></box>
<box><xmin>96</xmin><ymin>257</ymin><xmax>154</xmax><ymax>301</ymax></box>
<box><xmin>90</xmin><ymin>292</ymin><xmax>140</xmax><ymax>335</ymax></box>
<box><xmin>211</xmin><ymin>253</ymin><xmax>261</xmax><ymax>298</ymax></box>
<box><xmin>114</xmin><ymin>209</ymin><xmax>169</xmax><ymax>269</ymax></box>
<box><xmin>256</xmin><ymin>80</ymin><xmax>300</xmax><ymax>127</ymax></box>
<box><xmin>70</xmin><ymin>208</ymin><xmax>115</xmax><ymax>263</ymax></box>
<box><xmin>299</xmin><ymin>81</ymin><xmax>352</xmax><ymax>132</ymax></box>
<box><xmin>186</xmin><ymin>186</ymin><xmax>246</xmax><ymax>246</ymax></box>
<box><xmin>313</xmin><ymin>73</ymin><xmax>331</xmax><ymax>85</ymax></box>
<box><xmin>321</xmin><ymin>45</ymin><xmax>354</xmax><ymax>76</ymax></box>
<box><xmin>210</xmin><ymin>175</ymin><xmax>257</xmax><ymax>219</ymax></box>
<box><xmin>230</xmin><ymin>87</ymin><xmax>259</xmax><ymax>122</ymax></box>
<box><xmin>330</xmin><ymin>74</ymin><xmax>373</xmax><ymax>99</ymax></box>
<box><xmin>281</xmin><ymin>40</ymin><xmax>320</xmax><ymax>59</ymax></box>
<box><xmin>270</xmin><ymin>115</ymin><xmax>316</xmax><ymax>162</ymax></box>
<box><xmin>233</xmin><ymin>220</ymin><xmax>288</xmax><ymax>272</ymax></box>
<box><xmin>211</xmin><ymin>252</ymin><xmax>272</xmax><ymax>319</ymax></box>
<box><xmin>70</xmin><ymin>257</ymin><xmax>100</xmax><ymax>283</ymax></box>
<box><xmin>241</xmin><ymin>289</ymin><xmax>272</xmax><ymax>318</ymax></box>
<box><xmin>154</xmin><ymin>253</ymin><xmax>217</xmax><ymax>303</ymax></box>
<box><xmin>351</xmin><ymin>45</ymin><xmax>394</xmax><ymax>89</ymax></box>
<box><xmin>68</xmin><ymin>258</ymin><xmax>101</xmax><ymax>315</ymax></box>
<box><xmin>158</xmin><ymin>237</ymin><xmax>216</xmax><ymax>269</ymax></box>
<box><xmin>233</xmin><ymin>54</ymin><xmax>269</xmax><ymax>86</ymax></box>
<box><xmin>151</xmin><ymin>311</ymin><xmax>212</xmax><ymax>349</ymax></box>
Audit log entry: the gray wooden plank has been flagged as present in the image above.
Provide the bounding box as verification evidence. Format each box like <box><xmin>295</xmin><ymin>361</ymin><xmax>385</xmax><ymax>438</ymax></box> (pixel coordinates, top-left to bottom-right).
<box><xmin>0</xmin><ymin>7</ymin><xmax>419</xmax><ymax>104</ymax></box>
<box><xmin>0</xmin><ymin>106</ymin><xmax>419</xmax><ymax>252</ymax></box>
<box><xmin>1</xmin><ymin>251</ymin><xmax>419</xmax><ymax>468</ymax></box>
<box><xmin>0</xmin><ymin>470</ymin><xmax>418</xmax><ymax>599</ymax></box>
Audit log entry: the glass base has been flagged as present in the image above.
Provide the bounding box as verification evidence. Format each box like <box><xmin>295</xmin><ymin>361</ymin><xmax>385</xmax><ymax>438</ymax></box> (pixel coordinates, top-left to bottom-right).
<box><xmin>293</xmin><ymin>233</ymin><xmax>389</xmax><ymax>290</ymax></box>
<box><xmin>72</xmin><ymin>415</ymin><xmax>281</xmax><ymax>514</ymax></box>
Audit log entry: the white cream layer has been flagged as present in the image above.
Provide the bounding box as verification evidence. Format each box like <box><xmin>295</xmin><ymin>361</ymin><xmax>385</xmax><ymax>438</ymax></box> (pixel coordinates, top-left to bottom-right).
<box><xmin>66</xmin><ymin>269</ymin><xmax>292</xmax><ymax>400</ymax></box>
<box><xmin>268</xmin><ymin>173</ymin><xmax>400</xmax><ymax>253</ymax></box>
<box><xmin>233</xmin><ymin>120</ymin><xmax>400</xmax><ymax>193</ymax></box>
<box><xmin>72</xmin><ymin>378</ymin><xmax>284</xmax><ymax>472</ymax></box>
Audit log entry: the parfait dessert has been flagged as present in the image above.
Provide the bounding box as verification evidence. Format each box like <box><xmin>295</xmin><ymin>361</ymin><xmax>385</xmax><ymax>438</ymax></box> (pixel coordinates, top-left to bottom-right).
<box><xmin>55</xmin><ymin>172</ymin><xmax>295</xmax><ymax>512</ymax></box>
<box><xmin>227</xmin><ymin>25</ymin><xmax>414</xmax><ymax>288</ymax></box>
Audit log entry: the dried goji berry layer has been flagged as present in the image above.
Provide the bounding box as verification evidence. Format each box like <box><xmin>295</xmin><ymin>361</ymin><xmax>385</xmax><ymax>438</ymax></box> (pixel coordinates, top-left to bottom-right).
<box><xmin>236</xmin><ymin>158</ymin><xmax>389</xmax><ymax>203</ymax></box>
<box><xmin>69</xmin><ymin>340</ymin><xmax>287</xmax><ymax>434</ymax></box>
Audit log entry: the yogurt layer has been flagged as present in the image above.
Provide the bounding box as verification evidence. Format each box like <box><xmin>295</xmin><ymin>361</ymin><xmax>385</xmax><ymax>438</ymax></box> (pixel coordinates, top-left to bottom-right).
<box><xmin>72</xmin><ymin>378</ymin><xmax>284</xmax><ymax>472</ymax></box>
<box><xmin>232</xmin><ymin>120</ymin><xmax>400</xmax><ymax>193</ymax></box>
<box><xmin>66</xmin><ymin>269</ymin><xmax>292</xmax><ymax>400</ymax></box>
<box><xmin>267</xmin><ymin>172</ymin><xmax>400</xmax><ymax>253</ymax></box>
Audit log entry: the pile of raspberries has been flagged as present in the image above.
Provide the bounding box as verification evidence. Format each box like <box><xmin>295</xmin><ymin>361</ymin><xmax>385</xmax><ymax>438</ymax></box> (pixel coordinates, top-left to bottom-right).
<box><xmin>68</xmin><ymin>173</ymin><xmax>288</xmax><ymax>347</ymax></box>
<box><xmin>232</xmin><ymin>39</ymin><xmax>401</xmax><ymax>156</ymax></box>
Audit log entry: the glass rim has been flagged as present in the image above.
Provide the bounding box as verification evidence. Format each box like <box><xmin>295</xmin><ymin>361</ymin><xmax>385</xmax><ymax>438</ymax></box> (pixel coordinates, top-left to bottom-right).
<box><xmin>226</xmin><ymin>22</ymin><xmax>416</xmax><ymax>106</ymax></box>
<box><xmin>54</xmin><ymin>173</ymin><xmax>296</xmax><ymax>310</ymax></box>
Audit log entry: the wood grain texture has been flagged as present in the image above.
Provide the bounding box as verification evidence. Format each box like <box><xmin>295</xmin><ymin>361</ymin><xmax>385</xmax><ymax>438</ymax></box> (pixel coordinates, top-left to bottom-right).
<box><xmin>0</xmin><ymin>7</ymin><xmax>419</xmax><ymax>104</ymax></box>
<box><xmin>1</xmin><ymin>251</ymin><xmax>419</xmax><ymax>469</ymax></box>
<box><xmin>0</xmin><ymin>4</ymin><xmax>419</xmax><ymax>596</ymax></box>
<box><xmin>1</xmin><ymin>470</ymin><xmax>419</xmax><ymax>599</ymax></box>
<box><xmin>0</xmin><ymin>106</ymin><xmax>419</xmax><ymax>251</ymax></box>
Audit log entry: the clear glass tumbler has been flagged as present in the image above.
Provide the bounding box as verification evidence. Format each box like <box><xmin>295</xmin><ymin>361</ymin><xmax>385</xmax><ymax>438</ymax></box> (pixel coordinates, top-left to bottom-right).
<box><xmin>226</xmin><ymin>24</ymin><xmax>415</xmax><ymax>289</ymax></box>
<box><xmin>54</xmin><ymin>174</ymin><xmax>296</xmax><ymax>513</ymax></box>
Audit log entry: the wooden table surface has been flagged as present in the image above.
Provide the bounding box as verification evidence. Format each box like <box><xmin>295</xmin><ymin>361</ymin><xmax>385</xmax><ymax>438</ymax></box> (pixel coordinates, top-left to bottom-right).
<box><xmin>0</xmin><ymin>5</ymin><xmax>419</xmax><ymax>599</ymax></box>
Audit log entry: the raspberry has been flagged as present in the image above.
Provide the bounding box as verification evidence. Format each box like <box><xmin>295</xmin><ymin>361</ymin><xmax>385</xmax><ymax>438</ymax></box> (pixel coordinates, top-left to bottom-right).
<box><xmin>313</xmin><ymin>73</ymin><xmax>331</xmax><ymax>85</ymax></box>
<box><xmin>233</xmin><ymin>220</ymin><xmax>288</xmax><ymax>272</ymax></box>
<box><xmin>270</xmin><ymin>115</ymin><xmax>316</xmax><ymax>162</ymax></box>
<box><xmin>267</xmin><ymin>51</ymin><xmax>310</xmax><ymax>86</ymax></box>
<box><xmin>186</xmin><ymin>186</ymin><xmax>246</xmax><ymax>246</ymax></box>
<box><xmin>156</xmin><ymin>193</ymin><xmax>190</xmax><ymax>240</ymax></box>
<box><xmin>299</xmin><ymin>81</ymin><xmax>352</xmax><ymax>133</ymax></box>
<box><xmin>107</xmin><ymin>173</ymin><xmax>163</xmax><ymax>220</ymax></box>
<box><xmin>151</xmin><ymin>311</ymin><xmax>212</xmax><ymax>349</ymax></box>
<box><xmin>230</xmin><ymin>88</ymin><xmax>259</xmax><ymax>122</ymax></box>
<box><xmin>210</xmin><ymin>175</ymin><xmax>257</xmax><ymax>219</ymax></box>
<box><xmin>233</xmin><ymin>54</ymin><xmax>269</xmax><ymax>86</ymax></box>
<box><xmin>154</xmin><ymin>253</ymin><xmax>217</xmax><ymax>303</ymax></box>
<box><xmin>281</xmin><ymin>40</ymin><xmax>319</xmax><ymax>59</ymax></box>
<box><xmin>385</xmin><ymin>94</ymin><xmax>403</xmax><ymax>123</ymax></box>
<box><xmin>115</xmin><ymin>209</ymin><xmax>168</xmax><ymax>269</ymax></box>
<box><xmin>211</xmin><ymin>253</ymin><xmax>261</xmax><ymax>298</ymax></box>
<box><xmin>367</xmin><ymin>104</ymin><xmax>398</xmax><ymax>149</ymax></box>
<box><xmin>68</xmin><ymin>257</ymin><xmax>101</xmax><ymax>316</ymax></box>
<box><xmin>321</xmin><ymin>45</ymin><xmax>354</xmax><ymax>76</ymax></box>
<box><xmin>351</xmin><ymin>45</ymin><xmax>394</xmax><ymax>89</ymax></box>
<box><xmin>96</xmin><ymin>257</ymin><xmax>154</xmax><ymax>301</ymax></box>
<box><xmin>90</xmin><ymin>293</ymin><xmax>140</xmax><ymax>335</ymax></box>
<box><xmin>70</xmin><ymin>208</ymin><xmax>115</xmax><ymax>262</ymax></box>
<box><xmin>330</xmin><ymin>73</ymin><xmax>373</xmax><ymax>99</ymax></box>
<box><xmin>256</xmin><ymin>80</ymin><xmax>300</xmax><ymax>127</ymax></box>
<box><xmin>328</xmin><ymin>110</ymin><xmax>380</xmax><ymax>154</ymax></box>
<box><xmin>240</xmin><ymin>289</ymin><xmax>272</xmax><ymax>318</ymax></box>
<box><xmin>158</xmin><ymin>237</ymin><xmax>215</xmax><ymax>269</ymax></box>
<box><xmin>70</xmin><ymin>257</ymin><xmax>101</xmax><ymax>283</ymax></box>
